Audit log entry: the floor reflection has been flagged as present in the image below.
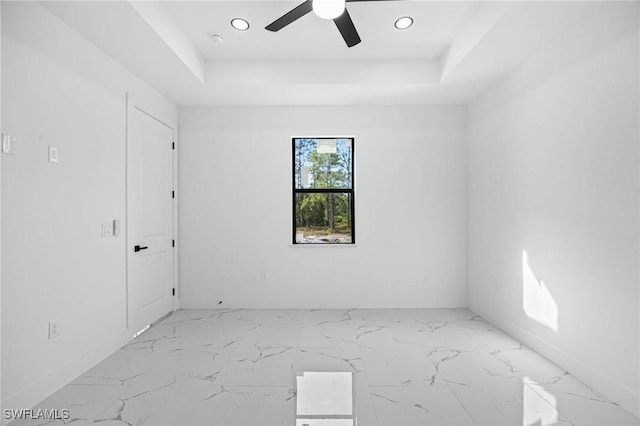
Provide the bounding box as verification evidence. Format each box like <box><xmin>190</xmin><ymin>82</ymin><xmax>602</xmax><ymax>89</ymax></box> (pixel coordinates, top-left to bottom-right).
<box><xmin>295</xmin><ymin>371</ymin><xmax>355</xmax><ymax>426</ymax></box>
<box><xmin>523</xmin><ymin>377</ymin><xmax>558</xmax><ymax>426</ymax></box>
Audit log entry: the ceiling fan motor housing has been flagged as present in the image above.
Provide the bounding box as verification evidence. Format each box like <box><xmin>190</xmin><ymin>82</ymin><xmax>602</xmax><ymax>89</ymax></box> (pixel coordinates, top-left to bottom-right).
<box><xmin>313</xmin><ymin>0</ymin><xmax>346</xmax><ymax>20</ymax></box>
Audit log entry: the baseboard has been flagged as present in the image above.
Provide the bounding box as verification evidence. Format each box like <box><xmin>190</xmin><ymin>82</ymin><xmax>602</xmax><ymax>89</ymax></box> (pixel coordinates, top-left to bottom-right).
<box><xmin>473</xmin><ymin>306</ymin><xmax>639</xmax><ymax>418</ymax></box>
<box><xmin>1</xmin><ymin>328</ymin><xmax>133</xmax><ymax>426</ymax></box>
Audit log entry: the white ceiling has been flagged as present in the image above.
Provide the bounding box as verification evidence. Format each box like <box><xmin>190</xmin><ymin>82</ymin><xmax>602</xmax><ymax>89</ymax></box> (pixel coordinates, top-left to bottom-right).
<box><xmin>41</xmin><ymin>1</ymin><xmax>607</xmax><ymax>107</ymax></box>
<box><xmin>161</xmin><ymin>1</ymin><xmax>478</xmax><ymax>60</ymax></box>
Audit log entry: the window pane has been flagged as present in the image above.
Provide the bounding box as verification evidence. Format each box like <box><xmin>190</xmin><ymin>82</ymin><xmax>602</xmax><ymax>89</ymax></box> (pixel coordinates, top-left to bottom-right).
<box><xmin>294</xmin><ymin>192</ymin><xmax>353</xmax><ymax>244</ymax></box>
<box><xmin>294</xmin><ymin>138</ymin><xmax>353</xmax><ymax>190</ymax></box>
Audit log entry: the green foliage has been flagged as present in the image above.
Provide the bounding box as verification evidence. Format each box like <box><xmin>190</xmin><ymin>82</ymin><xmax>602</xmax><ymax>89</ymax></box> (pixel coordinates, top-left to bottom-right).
<box><xmin>294</xmin><ymin>138</ymin><xmax>352</xmax><ymax>190</ymax></box>
<box><xmin>299</xmin><ymin>193</ymin><xmax>326</xmax><ymax>226</ymax></box>
<box><xmin>294</xmin><ymin>138</ymin><xmax>315</xmax><ymax>189</ymax></box>
<box><xmin>296</xmin><ymin>192</ymin><xmax>351</xmax><ymax>232</ymax></box>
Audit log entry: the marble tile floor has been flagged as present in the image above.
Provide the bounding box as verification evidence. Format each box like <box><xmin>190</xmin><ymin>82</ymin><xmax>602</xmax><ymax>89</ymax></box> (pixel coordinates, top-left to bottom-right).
<box><xmin>8</xmin><ymin>308</ymin><xmax>639</xmax><ymax>426</ymax></box>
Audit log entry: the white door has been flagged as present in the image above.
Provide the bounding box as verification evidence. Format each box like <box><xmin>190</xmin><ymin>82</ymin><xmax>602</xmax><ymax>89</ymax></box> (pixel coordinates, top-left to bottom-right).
<box><xmin>127</xmin><ymin>103</ymin><xmax>175</xmax><ymax>334</ymax></box>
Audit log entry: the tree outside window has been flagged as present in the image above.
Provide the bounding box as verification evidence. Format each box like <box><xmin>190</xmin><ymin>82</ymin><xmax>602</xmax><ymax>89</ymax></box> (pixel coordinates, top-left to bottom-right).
<box><xmin>293</xmin><ymin>138</ymin><xmax>355</xmax><ymax>244</ymax></box>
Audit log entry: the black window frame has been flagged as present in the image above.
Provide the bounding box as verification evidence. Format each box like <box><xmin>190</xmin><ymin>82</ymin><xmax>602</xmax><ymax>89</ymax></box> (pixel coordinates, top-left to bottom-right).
<box><xmin>292</xmin><ymin>137</ymin><xmax>355</xmax><ymax>245</ymax></box>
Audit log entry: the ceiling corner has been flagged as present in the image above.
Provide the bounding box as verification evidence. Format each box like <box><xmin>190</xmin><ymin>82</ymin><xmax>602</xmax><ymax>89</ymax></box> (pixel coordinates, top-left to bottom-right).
<box><xmin>129</xmin><ymin>1</ymin><xmax>206</xmax><ymax>84</ymax></box>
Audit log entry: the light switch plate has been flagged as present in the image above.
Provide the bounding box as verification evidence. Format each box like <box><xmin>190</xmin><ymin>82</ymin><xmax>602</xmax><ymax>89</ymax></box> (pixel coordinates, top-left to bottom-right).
<box><xmin>2</xmin><ymin>134</ymin><xmax>16</xmax><ymax>155</ymax></box>
<box><xmin>48</xmin><ymin>145</ymin><xmax>59</xmax><ymax>163</ymax></box>
<box><xmin>102</xmin><ymin>222</ymin><xmax>113</xmax><ymax>237</ymax></box>
<box><xmin>48</xmin><ymin>321</ymin><xmax>60</xmax><ymax>339</ymax></box>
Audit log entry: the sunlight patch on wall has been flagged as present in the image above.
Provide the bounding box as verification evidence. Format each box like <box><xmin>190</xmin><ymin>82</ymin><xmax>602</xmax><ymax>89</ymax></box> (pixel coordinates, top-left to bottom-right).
<box><xmin>522</xmin><ymin>250</ymin><xmax>558</xmax><ymax>332</ymax></box>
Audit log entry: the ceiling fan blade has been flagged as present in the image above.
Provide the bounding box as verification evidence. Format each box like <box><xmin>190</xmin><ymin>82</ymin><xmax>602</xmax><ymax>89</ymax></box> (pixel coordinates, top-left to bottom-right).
<box><xmin>265</xmin><ymin>0</ymin><xmax>314</xmax><ymax>32</ymax></box>
<box><xmin>334</xmin><ymin>9</ymin><xmax>361</xmax><ymax>47</ymax></box>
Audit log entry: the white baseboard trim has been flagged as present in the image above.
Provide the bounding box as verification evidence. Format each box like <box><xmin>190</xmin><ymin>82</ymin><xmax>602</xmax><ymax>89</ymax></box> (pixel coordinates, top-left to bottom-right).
<box><xmin>1</xmin><ymin>328</ymin><xmax>133</xmax><ymax>426</ymax></box>
<box><xmin>473</xmin><ymin>306</ymin><xmax>639</xmax><ymax>418</ymax></box>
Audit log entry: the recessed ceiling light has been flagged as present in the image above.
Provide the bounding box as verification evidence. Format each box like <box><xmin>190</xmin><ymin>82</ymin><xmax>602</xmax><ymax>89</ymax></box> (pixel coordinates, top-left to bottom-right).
<box><xmin>394</xmin><ymin>16</ymin><xmax>413</xmax><ymax>30</ymax></box>
<box><xmin>231</xmin><ymin>18</ymin><xmax>250</xmax><ymax>31</ymax></box>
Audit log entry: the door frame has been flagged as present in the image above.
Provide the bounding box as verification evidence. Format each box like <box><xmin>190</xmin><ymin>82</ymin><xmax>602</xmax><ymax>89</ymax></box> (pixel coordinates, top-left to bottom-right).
<box><xmin>125</xmin><ymin>93</ymin><xmax>178</xmax><ymax>334</ymax></box>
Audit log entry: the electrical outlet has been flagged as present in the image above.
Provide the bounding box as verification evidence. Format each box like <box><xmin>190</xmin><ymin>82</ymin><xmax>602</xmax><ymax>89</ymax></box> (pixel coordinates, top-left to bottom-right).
<box><xmin>2</xmin><ymin>134</ymin><xmax>16</xmax><ymax>155</ymax></box>
<box><xmin>48</xmin><ymin>145</ymin><xmax>59</xmax><ymax>163</ymax></box>
<box><xmin>102</xmin><ymin>222</ymin><xmax>113</xmax><ymax>237</ymax></box>
<box><xmin>48</xmin><ymin>321</ymin><xmax>60</xmax><ymax>339</ymax></box>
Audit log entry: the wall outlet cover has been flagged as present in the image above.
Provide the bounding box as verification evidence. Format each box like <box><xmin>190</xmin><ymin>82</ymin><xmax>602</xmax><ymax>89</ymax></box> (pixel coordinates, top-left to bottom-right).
<box><xmin>48</xmin><ymin>321</ymin><xmax>60</xmax><ymax>339</ymax></box>
<box><xmin>48</xmin><ymin>145</ymin><xmax>59</xmax><ymax>163</ymax></box>
<box><xmin>2</xmin><ymin>134</ymin><xmax>16</xmax><ymax>155</ymax></box>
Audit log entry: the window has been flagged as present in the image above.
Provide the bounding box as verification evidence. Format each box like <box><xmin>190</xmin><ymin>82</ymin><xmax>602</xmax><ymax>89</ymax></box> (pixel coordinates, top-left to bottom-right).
<box><xmin>293</xmin><ymin>137</ymin><xmax>355</xmax><ymax>244</ymax></box>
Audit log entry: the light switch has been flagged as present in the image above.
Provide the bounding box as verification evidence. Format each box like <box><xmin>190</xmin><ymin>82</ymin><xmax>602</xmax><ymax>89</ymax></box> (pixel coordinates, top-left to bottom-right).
<box><xmin>102</xmin><ymin>223</ymin><xmax>113</xmax><ymax>237</ymax></box>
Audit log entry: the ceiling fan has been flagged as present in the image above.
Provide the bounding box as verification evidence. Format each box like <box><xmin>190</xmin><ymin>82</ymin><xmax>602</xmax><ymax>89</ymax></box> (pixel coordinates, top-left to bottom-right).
<box><xmin>265</xmin><ymin>0</ymin><xmax>399</xmax><ymax>48</ymax></box>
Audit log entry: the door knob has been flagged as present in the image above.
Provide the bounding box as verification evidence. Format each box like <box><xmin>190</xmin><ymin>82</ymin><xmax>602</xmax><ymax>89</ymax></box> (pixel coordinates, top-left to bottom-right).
<box><xmin>134</xmin><ymin>245</ymin><xmax>149</xmax><ymax>252</ymax></box>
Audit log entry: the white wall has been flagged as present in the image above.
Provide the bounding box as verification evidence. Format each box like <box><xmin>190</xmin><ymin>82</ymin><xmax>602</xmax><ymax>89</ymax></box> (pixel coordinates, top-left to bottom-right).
<box><xmin>0</xmin><ymin>1</ymin><xmax>3</xmax><ymax>415</ymax></box>
<box><xmin>1</xmin><ymin>1</ymin><xmax>177</xmax><ymax>417</ymax></box>
<box><xmin>179</xmin><ymin>106</ymin><xmax>467</xmax><ymax>309</ymax></box>
<box><xmin>467</xmin><ymin>2</ymin><xmax>639</xmax><ymax>416</ymax></box>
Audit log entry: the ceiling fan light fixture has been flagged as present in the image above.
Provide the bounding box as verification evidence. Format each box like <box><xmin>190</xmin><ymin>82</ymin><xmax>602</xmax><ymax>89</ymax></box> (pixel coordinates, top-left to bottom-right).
<box><xmin>394</xmin><ymin>16</ymin><xmax>413</xmax><ymax>30</ymax></box>
<box><xmin>312</xmin><ymin>0</ymin><xmax>346</xmax><ymax>20</ymax></box>
<box><xmin>231</xmin><ymin>18</ymin><xmax>250</xmax><ymax>31</ymax></box>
